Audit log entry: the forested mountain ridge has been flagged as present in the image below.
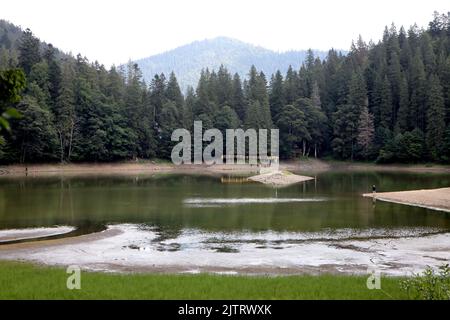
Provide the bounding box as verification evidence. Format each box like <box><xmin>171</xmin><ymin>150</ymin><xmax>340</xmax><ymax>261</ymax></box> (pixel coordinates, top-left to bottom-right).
<box><xmin>133</xmin><ymin>37</ymin><xmax>331</xmax><ymax>93</ymax></box>
<box><xmin>0</xmin><ymin>13</ymin><xmax>449</xmax><ymax>164</ymax></box>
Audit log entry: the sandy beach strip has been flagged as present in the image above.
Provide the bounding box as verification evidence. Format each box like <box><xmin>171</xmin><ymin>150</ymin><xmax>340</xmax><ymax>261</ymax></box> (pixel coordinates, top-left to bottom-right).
<box><xmin>0</xmin><ymin>226</ymin><xmax>75</xmax><ymax>243</ymax></box>
<box><xmin>363</xmin><ymin>187</ymin><xmax>450</xmax><ymax>212</ymax></box>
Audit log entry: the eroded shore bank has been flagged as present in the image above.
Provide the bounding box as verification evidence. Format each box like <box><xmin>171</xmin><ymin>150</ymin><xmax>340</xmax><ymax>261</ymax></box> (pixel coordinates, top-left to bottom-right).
<box><xmin>1</xmin><ymin>159</ymin><xmax>450</xmax><ymax>177</ymax></box>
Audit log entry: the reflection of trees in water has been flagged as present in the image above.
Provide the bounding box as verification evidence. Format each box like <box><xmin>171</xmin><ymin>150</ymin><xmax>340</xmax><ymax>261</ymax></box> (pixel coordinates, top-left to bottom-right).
<box><xmin>0</xmin><ymin>172</ymin><xmax>449</xmax><ymax>231</ymax></box>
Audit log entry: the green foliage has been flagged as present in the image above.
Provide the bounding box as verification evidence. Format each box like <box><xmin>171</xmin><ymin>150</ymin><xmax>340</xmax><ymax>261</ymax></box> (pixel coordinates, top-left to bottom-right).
<box><xmin>13</xmin><ymin>96</ymin><xmax>58</xmax><ymax>162</ymax></box>
<box><xmin>444</xmin><ymin>126</ymin><xmax>450</xmax><ymax>162</ymax></box>
<box><xmin>401</xmin><ymin>264</ymin><xmax>450</xmax><ymax>300</ymax></box>
<box><xmin>332</xmin><ymin>105</ymin><xmax>359</xmax><ymax>159</ymax></box>
<box><xmin>0</xmin><ymin>68</ymin><xmax>25</xmax><ymax>131</ymax></box>
<box><xmin>377</xmin><ymin>129</ymin><xmax>425</xmax><ymax>163</ymax></box>
<box><xmin>357</xmin><ymin>104</ymin><xmax>375</xmax><ymax>158</ymax></box>
<box><xmin>0</xmin><ymin>13</ymin><xmax>450</xmax><ymax>164</ymax></box>
<box><xmin>17</xmin><ymin>28</ymin><xmax>41</xmax><ymax>75</ymax></box>
<box><xmin>159</xmin><ymin>101</ymin><xmax>180</xmax><ymax>158</ymax></box>
<box><xmin>426</xmin><ymin>74</ymin><xmax>446</xmax><ymax>161</ymax></box>
<box><xmin>276</xmin><ymin>104</ymin><xmax>308</xmax><ymax>158</ymax></box>
<box><xmin>0</xmin><ymin>261</ymin><xmax>408</xmax><ymax>299</ymax></box>
<box><xmin>215</xmin><ymin>105</ymin><xmax>240</xmax><ymax>133</ymax></box>
<box><xmin>0</xmin><ymin>68</ymin><xmax>26</xmax><ymax>105</ymax></box>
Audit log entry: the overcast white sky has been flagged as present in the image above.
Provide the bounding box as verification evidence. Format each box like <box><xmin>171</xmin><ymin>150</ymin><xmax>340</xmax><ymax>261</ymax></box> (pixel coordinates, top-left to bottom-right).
<box><xmin>1</xmin><ymin>0</ymin><xmax>448</xmax><ymax>66</ymax></box>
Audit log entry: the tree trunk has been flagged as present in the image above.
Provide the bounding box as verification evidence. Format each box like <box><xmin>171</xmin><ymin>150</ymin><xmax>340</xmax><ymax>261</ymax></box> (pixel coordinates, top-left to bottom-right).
<box><xmin>58</xmin><ymin>129</ymin><xmax>64</xmax><ymax>163</ymax></box>
<box><xmin>68</xmin><ymin>120</ymin><xmax>75</xmax><ymax>162</ymax></box>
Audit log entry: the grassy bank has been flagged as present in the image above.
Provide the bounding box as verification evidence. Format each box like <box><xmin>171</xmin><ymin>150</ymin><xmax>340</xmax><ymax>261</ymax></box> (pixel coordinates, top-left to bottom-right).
<box><xmin>0</xmin><ymin>261</ymin><xmax>408</xmax><ymax>299</ymax></box>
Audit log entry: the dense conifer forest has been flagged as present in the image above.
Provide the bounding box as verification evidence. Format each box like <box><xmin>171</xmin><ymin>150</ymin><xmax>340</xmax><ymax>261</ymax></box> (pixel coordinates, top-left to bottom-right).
<box><xmin>0</xmin><ymin>12</ymin><xmax>449</xmax><ymax>163</ymax></box>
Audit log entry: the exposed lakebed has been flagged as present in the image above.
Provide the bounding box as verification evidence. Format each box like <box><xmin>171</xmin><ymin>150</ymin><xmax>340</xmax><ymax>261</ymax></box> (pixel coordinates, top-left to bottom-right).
<box><xmin>0</xmin><ymin>171</ymin><xmax>449</xmax><ymax>275</ymax></box>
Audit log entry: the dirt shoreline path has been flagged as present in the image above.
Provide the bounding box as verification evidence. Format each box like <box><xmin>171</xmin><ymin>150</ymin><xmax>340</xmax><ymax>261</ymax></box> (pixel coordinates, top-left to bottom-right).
<box><xmin>363</xmin><ymin>187</ymin><xmax>450</xmax><ymax>213</ymax></box>
<box><xmin>1</xmin><ymin>159</ymin><xmax>449</xmax><ymax>177</ymax></box>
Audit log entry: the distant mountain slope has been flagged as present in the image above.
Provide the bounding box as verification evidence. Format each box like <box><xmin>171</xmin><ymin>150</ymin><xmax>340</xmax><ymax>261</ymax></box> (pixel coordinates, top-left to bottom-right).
<box><xmin>0</xmin><ymin>19</ymin><xmax>69</xmax><ymax>63</ymax></box>
<box><xmin>134</xmin><ymin>37</ymin><xmax>334</xmax><ymax>92</ymax></box>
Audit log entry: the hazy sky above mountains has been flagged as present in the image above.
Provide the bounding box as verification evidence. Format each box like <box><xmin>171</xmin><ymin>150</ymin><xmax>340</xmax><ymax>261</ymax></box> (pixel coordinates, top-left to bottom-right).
<box><xmin>2</xmin><ymin>0</ymin><xmax>448</xmax><ymax>66</ymax></box>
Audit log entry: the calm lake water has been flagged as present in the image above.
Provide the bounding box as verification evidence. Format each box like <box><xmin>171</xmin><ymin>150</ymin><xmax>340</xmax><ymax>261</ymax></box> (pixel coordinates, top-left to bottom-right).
<box><xmin>0</xmin><ymin>171</ymin><xmax>449</xmax><ymax>234</ymax></box>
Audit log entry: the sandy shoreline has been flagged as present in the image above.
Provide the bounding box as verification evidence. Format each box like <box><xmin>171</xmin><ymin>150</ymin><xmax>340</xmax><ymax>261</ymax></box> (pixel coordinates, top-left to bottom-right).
<box><xmin>1</xmin><ymin>159</ymin><xmax>449</xmax><ymax>177</ymax></box>
<box><xmin>363</xmin><ymin>187</ymin><xmax>450</xmax><ymax>213</ymax></box>
<box><xmin>0</xmin><ymin>226</ymin><xmax>75</xmax><ymax>243</ymax></box>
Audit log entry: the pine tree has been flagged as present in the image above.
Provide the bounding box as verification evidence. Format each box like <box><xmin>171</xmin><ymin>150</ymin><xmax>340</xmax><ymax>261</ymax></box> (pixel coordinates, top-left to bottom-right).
<box><xmin>245</xmin><ymin>66</ymin><xmax>272</xmax><ymax>129</ymax></box>
<box><xmin>297</xmin><ymin>98</ymin><xmax>327</xmax><ymax>157</ymax></box>
<box><xmin>216</xmin><ymin>65</ymin><xmax>232</xmax><ymax>107</ymax></box>
<box><xmin>276</xmin><ymin>104</ymin><xmax>309</xmax><ymax>158</ymax></box>
<box><xmin>269</xmin><ymin>70</ymin><xmax>284</xmax><ymax>122</ymax></box>
<box><xmin>357</xmin><ymin>103</ymin><xmax>375</xmax><ymax>159</ymax></box>
<box><xmin>378</xmin><ymin>75</ymin><xmax>393</xmax><ymax>130</ymax></box>
<box><xmin>159</xmin><ymin>101</ymin><xmax>179</xmax><ymax>158</ymax></box>
<box><xmin>215</xmin><ymin>105</ymin><xmax>240</xmax><ymax>133</ymax></box>
<box><xmin>195</xmin><ymin>69</ymin><xmax>217</xmax><ymax>121</ymax></box>
<box><xmin>332</xmin><ymin>104</ymin><xmax>360</xmax><ymax>160</ymax></box>
<box><xmin>284</xmin><ymin>65</ymin><xmax>299</xmax><ymax>104</ymax></box>
<box><xmin>348</xmin><ymin>70</ymin><xmax>367</xmax><ymax>107</ymax></box>
<box><xmin>165</xmin><ymin>72</ymin><xmax>184</xmax><ymax>111</ymax></box>
<box><xmin>150</xmin><ymin>73</ymin><xmax>166</xmax><ymax>125</ymax></box>
<box><xmin>426</xmin><ymin>75</ymin><xmax>446</xmax><ymax>160</ymax></box>
<box><xmin>420</xmin><ymin>33</ymin><xmax>436</xmax><ymax>75</ymax></box>
<box><xmin>44</xmin><ymin>44</ymin><xmax>62</xmax><ymax>108</ymax></box>
<box><xmin>54</xmin><ymin>62</ymin><xmax>76</xmax><ymax>162</ymax></box>
<box><xmin>182</xmin><ymin>86</ymin><xmax>195</xmax><ymax>129</ymax></box>
<box><xmin>230</xmin><ymin>73</ymin><xmax>245</xmax><ymax>121</ymax></box>
<box><xmin>409</xmin><ymin>52</ymin><xmax>427</xmax><ymax>131</ymax></box>
<box><xmin>396</xmin><ymin>74</ymin><xmax>410</xmax><ymax>132</ymax></box>
<box><xmin>14</xmin><ymin>96</ymin><xmax>57</xmax><ymax>162</ymax></box>
<box><xmin>17</xmin><ymin>29</ymin><xmax>41</xmax><ymax>75</ymax></box>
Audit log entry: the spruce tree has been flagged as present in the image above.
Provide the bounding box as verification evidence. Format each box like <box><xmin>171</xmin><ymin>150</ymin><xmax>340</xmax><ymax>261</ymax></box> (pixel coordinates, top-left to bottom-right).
<box><xmin>17</xmin><ymin>29</ymin><xmax>41</xmax><ymax>75</ymax></box>
<box><xmin>426</xmin><ymin>75</ymin><xmax>446</xmax><ymax>161</ymax></box>
<box><xmin>357</xmin><ymin>103</ymin><xmax>375</xmax><ymax>159</ymax></box>
<box><xmin>165</xmin><ymin>72</ymin><xmax>184</xmax><ymax>111</ymax></box>
<box><xmin>230</xmin><ymin>73</ymin><xmax>245</xmax><ymax>121</ymax></box>
<box><xmin>269</xmin><ymin>70</ymin><xmax>284</xmax><ymax>122</ymax></box>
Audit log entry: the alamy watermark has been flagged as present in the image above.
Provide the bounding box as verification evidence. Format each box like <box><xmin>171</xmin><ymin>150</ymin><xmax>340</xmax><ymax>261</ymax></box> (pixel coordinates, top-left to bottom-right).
<box><xmin>366</xmin><ymin>267</ymin><xmax>381</xmax><ymax>290</ymax></box>
<box><xmin>171</xmin><ymin>121</ymin><xmax>279</xmax><ymax>169</ymax></box>
<box><xmin>66</xmin><ymin>265</ymin><xmax>81</xmax><ymax>290</ymax></box>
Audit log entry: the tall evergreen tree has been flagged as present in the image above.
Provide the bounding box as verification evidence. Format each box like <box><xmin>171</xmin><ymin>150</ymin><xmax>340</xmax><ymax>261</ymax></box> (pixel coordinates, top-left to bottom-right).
<box><xmin>426</xmin><ymin>75</ymin><xmax>446</xmax><ymax>160</ymax></box>
<box><xmin>357</xmin><ymin>103</ymin><xmax>375</xmax><ymax>159</ymax></box>
<box><xmin>165</xmin><ymin>71</ymin><xmax>184</xmax><ymax>111</ymax></box>
<box><xmin>230</xmin><ymin>73</ymin><xmax>245</xmax><ymax>121</ymax></box>
<box><xmin>269</xmin><ymin>70</ymin><xmax>284</xmax><ymax>122</ymax></box>
<box><xmin>17</xmin><ymin>29</ymin><xmax>41</xmax><ymax>75</ymax></box>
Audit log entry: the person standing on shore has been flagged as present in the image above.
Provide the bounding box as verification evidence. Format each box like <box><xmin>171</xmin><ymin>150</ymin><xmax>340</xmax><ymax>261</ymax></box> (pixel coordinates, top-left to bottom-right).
<box><xmin>371</xmin><ymin>184</ymin><xmax>377</xmax><ymax>205</ymax></box>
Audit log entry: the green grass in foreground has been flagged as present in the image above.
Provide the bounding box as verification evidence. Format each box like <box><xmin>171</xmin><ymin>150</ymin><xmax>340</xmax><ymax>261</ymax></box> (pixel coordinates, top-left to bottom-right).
<box><xmin>0</xmin><ymin>261</ymin><xmax>409</xmax><ymax>300</ymax></box>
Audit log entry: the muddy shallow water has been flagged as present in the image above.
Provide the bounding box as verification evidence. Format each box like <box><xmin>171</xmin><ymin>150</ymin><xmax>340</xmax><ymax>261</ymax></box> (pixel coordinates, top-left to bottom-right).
<box><xmin>0</xmin><ymin>171</ymin><xmax>449</xmax><ymax>275</ymax></box>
